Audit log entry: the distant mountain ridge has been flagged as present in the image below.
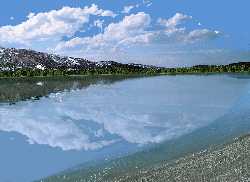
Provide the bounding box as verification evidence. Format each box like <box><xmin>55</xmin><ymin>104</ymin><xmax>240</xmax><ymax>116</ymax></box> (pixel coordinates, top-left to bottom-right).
<box><xmin>0</xmin><ymin>47</ymin><xmax>250</xmax><ymax>77</ymax></box>
<box><xmin>0</xmin><ymin>47</ymin><xmax>158</xmax><ymax>71</ymax></box>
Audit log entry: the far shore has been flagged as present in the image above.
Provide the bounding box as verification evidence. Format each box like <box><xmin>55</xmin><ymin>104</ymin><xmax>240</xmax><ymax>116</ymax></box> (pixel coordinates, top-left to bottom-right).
<box><xmin>0</xmin><ymin>70</ymin><xmax>250</xmax><ymax>80</ymax></box>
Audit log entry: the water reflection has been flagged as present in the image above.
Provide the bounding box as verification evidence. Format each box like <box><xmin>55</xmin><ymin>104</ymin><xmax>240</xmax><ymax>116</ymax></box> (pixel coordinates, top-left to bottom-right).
<box><xmin>0</xmin><ymin>74</ymin><xmax>249</xmax><ymax>182</ymax></box>
<box><xmin>0</xmin><ymin>75</ymin><xmax>247</xmax><ymax>151</ymax></box>
<box><xmin>0</xmin><ymin>75</ymin><xmax>132</xmax><ymax>103</ymax></box>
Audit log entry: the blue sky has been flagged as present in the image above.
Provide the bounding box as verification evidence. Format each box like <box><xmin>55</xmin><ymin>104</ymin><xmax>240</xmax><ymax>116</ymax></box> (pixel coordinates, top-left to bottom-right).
<box><xmin>0</xmin><ymin>0</ymin><xmax>249</xmax><ymax>66</ymax></box>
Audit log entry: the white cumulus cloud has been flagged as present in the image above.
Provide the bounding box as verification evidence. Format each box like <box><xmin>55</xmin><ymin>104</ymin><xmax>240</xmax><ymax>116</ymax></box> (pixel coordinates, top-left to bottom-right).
<box><xmin>157</xmin><ymin>13</ymin><xmax>220</xmax><ymax>43</ymax></box>
<box><xmin>55</xmin><ymin>12</ymin><xmax>152</xmax><ymax>53</ymax></box>
<box><xmin>0</xmin><ymin>6</ymin><xmax>222</xmax><ymax>65</ymax></box>
<box><xmin>55</xmin><ymin>12</ymin><xmax>220</xmax><ymax>59</ymax></box>
<box><xmin>0</xmin><ymin>4</ymin><xmax>116</xmax><ymax>48</ymax></box>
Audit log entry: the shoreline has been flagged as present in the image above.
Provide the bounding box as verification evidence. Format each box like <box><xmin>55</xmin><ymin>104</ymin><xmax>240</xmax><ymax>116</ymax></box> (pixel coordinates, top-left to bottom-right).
<box><xmin>117</xmin><ymin>134</ymin><xmax>250</xmax><ymax>182</ymax></box>
<box><xmin>38</xmin><ymin>133</ymin><xmax>250</xmax><ymax>182</ymax></box>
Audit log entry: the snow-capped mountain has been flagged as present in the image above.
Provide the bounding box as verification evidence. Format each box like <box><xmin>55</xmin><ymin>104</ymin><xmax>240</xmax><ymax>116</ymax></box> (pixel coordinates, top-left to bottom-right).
<box><xmin>0</xmin><ymin>47</ymin><xmax>159</xmax><ymax>71</ymax></box>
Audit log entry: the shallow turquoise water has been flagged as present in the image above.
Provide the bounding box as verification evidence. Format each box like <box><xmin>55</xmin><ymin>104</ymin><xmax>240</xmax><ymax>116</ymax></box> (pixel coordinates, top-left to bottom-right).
<box><xmin>0</xmin><ymin>74</ymin><xmax>249</xmax><ymax>182</ymax></box>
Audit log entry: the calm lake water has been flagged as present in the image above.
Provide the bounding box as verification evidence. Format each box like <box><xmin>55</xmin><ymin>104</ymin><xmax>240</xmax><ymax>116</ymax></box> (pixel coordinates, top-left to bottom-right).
<box><xmin>0</xmin><ymin>74</ymin><xmax>250</xmax><ymax>182</ymax></box>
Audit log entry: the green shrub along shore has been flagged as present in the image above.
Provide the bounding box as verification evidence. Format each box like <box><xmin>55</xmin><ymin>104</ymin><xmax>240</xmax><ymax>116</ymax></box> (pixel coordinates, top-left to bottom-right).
<box><xmin>0</xmin><ymin>62</ymin><xmax>250</xmax><ymax>78</ymax></box>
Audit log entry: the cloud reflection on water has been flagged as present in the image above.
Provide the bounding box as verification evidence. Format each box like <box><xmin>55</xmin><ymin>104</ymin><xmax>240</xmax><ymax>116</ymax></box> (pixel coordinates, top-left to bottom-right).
<box><xmin>0</xmin><ymin>75</ymin><xmax>247</xmax><ymax>151</ymax></box>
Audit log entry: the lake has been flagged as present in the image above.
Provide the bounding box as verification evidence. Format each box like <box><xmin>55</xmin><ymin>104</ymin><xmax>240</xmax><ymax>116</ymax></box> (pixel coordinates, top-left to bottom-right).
<box><xmin>0</xmin><ymin>74</ymin><xmax>250</xmax><ymax>182</ymax></box>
